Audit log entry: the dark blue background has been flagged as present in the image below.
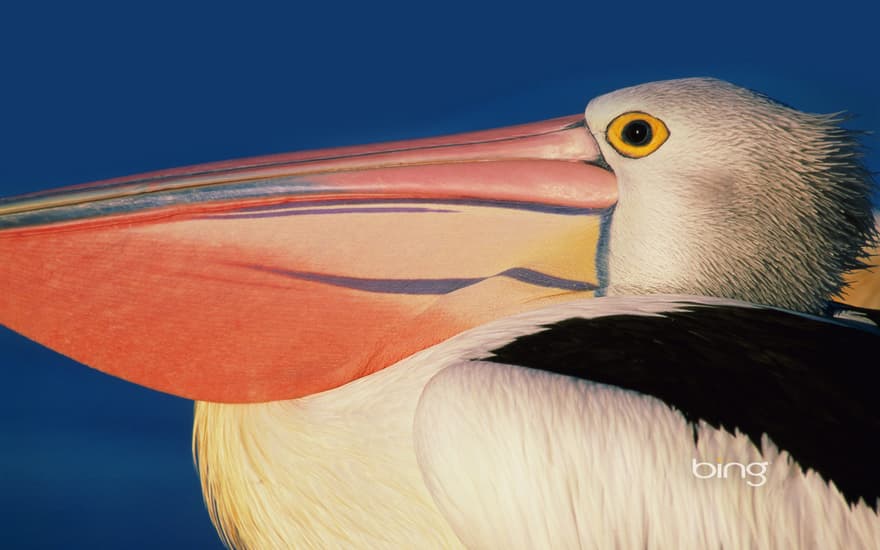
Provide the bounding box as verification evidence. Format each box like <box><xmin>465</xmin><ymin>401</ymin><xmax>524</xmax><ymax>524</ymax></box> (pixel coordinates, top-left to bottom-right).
<box><xmin>1</xmin><ymin>2</ymin><xmax>877</xmax><ymax>548</ymax></box>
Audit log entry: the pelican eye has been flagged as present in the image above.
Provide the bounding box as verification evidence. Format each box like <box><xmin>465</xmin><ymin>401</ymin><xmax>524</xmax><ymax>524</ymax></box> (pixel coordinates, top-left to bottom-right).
<box><xmin>622</xmin><ymin>120</ymin><xmax>651</xmax><ymax>145</ymax></box>
<box><xmin>606</xmin><ymin>112</ymin><xmax>669</xmax><ymax>158</ymax></box>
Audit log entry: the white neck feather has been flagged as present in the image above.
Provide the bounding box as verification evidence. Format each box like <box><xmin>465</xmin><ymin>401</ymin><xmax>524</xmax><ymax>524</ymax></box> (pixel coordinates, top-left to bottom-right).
<box><xmin>604</xmin><ymin>174</ymin><xmax>698</xmax><ymax>296</ymax></box>
<box><xmin>193</xmin><ymin>357</ymin><xmax>461</xmax><ymax>549</ymax></box>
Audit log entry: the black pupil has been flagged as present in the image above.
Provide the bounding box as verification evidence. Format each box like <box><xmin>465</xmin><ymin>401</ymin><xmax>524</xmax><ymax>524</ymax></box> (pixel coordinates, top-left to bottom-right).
<box><xmin>622</xmin><ymin>120</ymin><xmax>652</xmax><ymax>146</ymax></box>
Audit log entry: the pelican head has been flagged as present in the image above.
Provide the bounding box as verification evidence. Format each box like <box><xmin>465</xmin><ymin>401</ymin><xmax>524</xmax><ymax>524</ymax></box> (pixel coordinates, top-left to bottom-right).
<box><xmin>586</xmin><ymin>78</ymin><xmax>877</xmax><ymax>314</ymax></box>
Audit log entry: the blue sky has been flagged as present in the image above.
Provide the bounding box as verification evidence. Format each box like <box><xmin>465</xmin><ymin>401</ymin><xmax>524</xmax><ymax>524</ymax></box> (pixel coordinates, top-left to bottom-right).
<box><xmin>1</xmin><ymin>1</ymin><xmax>878</xmax><ymax>548</ymax></box>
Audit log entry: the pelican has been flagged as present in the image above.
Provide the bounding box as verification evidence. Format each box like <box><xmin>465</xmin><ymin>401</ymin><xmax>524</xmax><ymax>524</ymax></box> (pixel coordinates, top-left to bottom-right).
<box><xmin>1</xmin><ymin>78</ymin><xmax>879</xmax><ymax>549</ymax></box>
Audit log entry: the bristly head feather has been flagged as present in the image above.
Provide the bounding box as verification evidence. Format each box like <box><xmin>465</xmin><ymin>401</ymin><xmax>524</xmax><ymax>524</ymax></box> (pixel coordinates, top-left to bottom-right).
<box><xmin>586</xmin><ymin>78</ymin><xmax>877</xmax><ymax>314</ymax></box>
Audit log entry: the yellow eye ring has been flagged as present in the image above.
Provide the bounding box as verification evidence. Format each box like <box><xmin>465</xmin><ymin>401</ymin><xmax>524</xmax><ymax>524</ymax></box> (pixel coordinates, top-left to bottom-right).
<box><xmin>605</xmin><ymin>112</ymin><xmax>669</xmax><ymax>158</ymax></box>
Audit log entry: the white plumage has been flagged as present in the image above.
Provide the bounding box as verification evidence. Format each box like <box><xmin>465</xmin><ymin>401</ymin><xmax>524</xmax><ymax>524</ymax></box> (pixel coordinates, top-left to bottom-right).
<box><xmin>196</xmin><ymin>296</ymin><xmax>880</xmax><ymax>549</ymax></box>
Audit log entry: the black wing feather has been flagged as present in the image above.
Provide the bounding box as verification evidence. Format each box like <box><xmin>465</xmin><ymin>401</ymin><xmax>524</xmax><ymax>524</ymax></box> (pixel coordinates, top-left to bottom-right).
<box><xmin>487</xmin><ymin>302</ymin><xmax>880</xmax><ymax>509</ymax></box>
